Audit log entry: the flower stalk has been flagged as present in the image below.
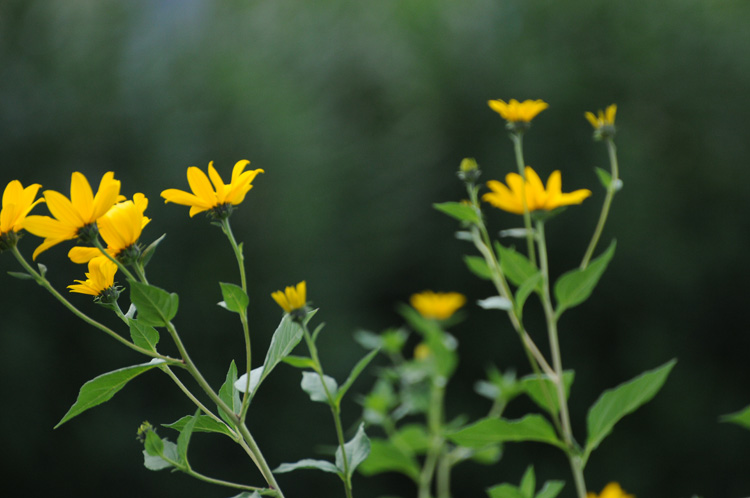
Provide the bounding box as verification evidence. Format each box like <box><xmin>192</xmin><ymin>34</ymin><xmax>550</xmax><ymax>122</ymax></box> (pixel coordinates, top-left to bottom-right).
<box><xmin>581</xmin><ymin>138</ymin><xmax>620</xmax><ymax>270</ymax></box>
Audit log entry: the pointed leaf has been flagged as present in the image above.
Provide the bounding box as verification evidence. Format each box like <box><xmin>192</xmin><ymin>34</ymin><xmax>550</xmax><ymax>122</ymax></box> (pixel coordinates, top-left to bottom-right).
<box><xmin>281</xmin><ymin>355</ymin><xmax>317</xmax><ymax>369</ymax></box>
<box><xmin>218</xmin><ymin>361</ymin><xmax>241</xmax><ymax>426</ymax></box>
<box><xmin>720</xmin><ymin>404</ymin><xmax>750</xmax><ymax>430</ymax></box>
<box><xmin>259</xmin><ymin>311</ymin><xmax>314</xmax><ymax>386</ymax></box>
<box><xmin>177</xmin><ymin>409</ymin><xmax>200</xmax><ymax>465</ymax></box>
<box><xmin>218</xmin><ymin>282</ymin><xmax>249</xmax><ymax>313</ymax></box>
<box><xmin>56</xmin><ymin>359</ymin><xmax>164</xmax><ymax>428</ymax></box>
<box><xmin>143</xmin><ymin>431</ymin><xmax>180</xmax><ymax>471</ymax></box>
<box><xmin>520</xmin><ymin>466</ymin><xmax>535</xmax><ymax>498</ymax></box>
<box><xmin>433</xmin><ymin>201</ymin><xmax>480</xmax><ymax>224</ymax></box>
<box><xmin>163</xmin><ymin>415</ymin><xmax>234</xmax><ymax>438</ymax></box>
<box><xmin>301</xmin><ymin>371</ymin><xmax>338</xmax><ymax>403</ymax></box>
<box><xmin>595</xmin><ymin>167</ymin><xmax>612</xmax><ymax>189</ymax></box>
<box><xmin>129</xmin><ymin>281</ymin><xmax>179</xmax><ymax>327</ymax></box>
<box><xmin>515</xmin><ymin>273</ymin><xmax>542</xmax><ymax>319</ymax></box>
<box><xmin>234</xmin><ymin>367</ymin><xmax>264</xmax><ymax>395</ymax></box>
<box><xmin>391</xmin><ymin>424</ymin><xmax>430</xmax><ymax>454</ymax></box>
<box><xmin>464</xmin><ymin>255</ymin><xmax>492</xmax><ymax>280</ymax></box>
<box><xmin>7</xmin><ymin>271</ymin><xmax>34</xmax><ymax>280</ymax></box>
<box><xmin>274</xmin><ymin>458</ymin><xmax>340</xmax><ymax>475</ymax></box>
<box><xmin>520</xmin><ymin>371</ymin><xmax>575</xmax><ymax>416</ymax></box>
<box><xmin>447</xmin><ymin>415</ymin><xmax>563</xmax><ymax>449</ymax></box>
<box><xmin>129</xmin><ymin>319</ymin><xmax>160</xmax><ymax>352</ymax></box>
<box><xmin>335</xmin><ymin>349</ymin><xmax>379</xmax><ymax>405</ymax></box>
<box><xmin>554</xmin><ymin>240</ymin><xmax>616</xmax><ymax>315</ymax></box>
<box><xmin>495</xmin><ymin>242</ymin><xmax>538</xmax><ymax>288</ymax></box>
<box><xmin>584</xmin><ymin>359</ymin><xmax>676</xmax><ymax>461</ymax></box>
<box><xmin>140</xmin><ymin>233</ymin><xmax>166</xmax><ymax>268</ymax></box>
<box><xmin>487</xmin><ymin>484</ymin><xmax>526</xmax><ymax>498</ymax></box>
<box><xmin>477</xmin><ymin>296</ymin><xmax>512</xmax><ymax>310</ymax></box>
<box><xmin>357</xmin><ymin>438</ymin><xmax>420</xmax><ymax>482</ymax></box>
<box><xmin>335</xmin><ymin>423</ymin><xmax>371</xmax><ymax>478</ymax></box>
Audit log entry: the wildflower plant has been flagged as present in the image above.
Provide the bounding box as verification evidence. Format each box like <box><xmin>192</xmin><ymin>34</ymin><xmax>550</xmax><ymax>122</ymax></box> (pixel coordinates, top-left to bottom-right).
<box><xmin>1</xmin><ymin>103</ymin><xmax>681</xmax><ymax>498</ymax></box>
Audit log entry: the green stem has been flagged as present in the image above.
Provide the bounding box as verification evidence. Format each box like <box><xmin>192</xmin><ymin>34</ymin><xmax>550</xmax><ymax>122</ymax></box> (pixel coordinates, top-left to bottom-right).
<box><xmin>580</xmin><ymin>139</ymin><xmax>619</xmax><ymax>269</ymax></box>
<box><xmin>535</xmin><ymin>221</ymin><xmax>587</xmax><ymax>498</ymax></box>
<box><xmin>10</xmin><ymin>246</ymin><xmax>175</xmax><ymax>362</ymax></box>
<box><xmin>221</xmin><ymin>218</ymin><xmax>253</xmax><ymax>422</ymax></box>
<box><xmin>301</xmin><ymin>321</ymin><xmax>354</xmax><ymax>498</ymax></box>
<box><xmin>93</xmin><ymin>238</ymin><xmax>137</xmax><ymax>282</ymax></box>
<box><xmin>159</xmin><ymin>453</ymin><xmax>275</xmax><ymax>495</ymax></box>
<box><xmin>511</xmin><ymin>132</ymin><xmax>537</xmax><ymax>267</ymax></box>
<box><xmin>419</xmin><ymin>378</ymin><xmax>446</xmax><ymax>498</ymax></box>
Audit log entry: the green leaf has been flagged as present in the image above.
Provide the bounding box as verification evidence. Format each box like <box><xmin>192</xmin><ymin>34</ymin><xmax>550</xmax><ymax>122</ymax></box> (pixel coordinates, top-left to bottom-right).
<box><xmin>514</xmin><ymin>273</ymin><xmax>542</xmax><ymax>319</ymax></box>
<box><xmin>163</xmin><ymin>415</ymin><xmax>234</xmax><ymax>439</ymax></box>
<box><xmin>258</xmin><ymin>312</ymin><xmax>310</xmax><ymax>386</ymax></box>
<box><xmin>129</xmin><ymin>281</ymin><xmax>179</xmax><ymax>327</ymax></box>
<box><xmin>301</xmin><ymin>371</ymin><xmax>338</xmax><ymax>403</ymax></box>
<box><xmin>143</xmin><ymin>432</ymin><xmax>179</xmax><ymax>471</ymax></box>
<box><xmin>470</xmin><ymin>444</ymin><xmax>502</xmax><ymax>465</ymax></box>
<box><xmin>520</xmin><ymin>371</ymin><xmax>575</xmax><ymax>416</ymax></box>
<box><xmin>128</xmin><ymin>319</ymin><xmax>160</xmax><ymax>352</ymax></box>
<box><xmin>391</xmin><ymin>424</ymin><xmax>430</xmax><ymax>454</ymax></box>
<box><xmin>140</xmin><ymin>233</ymin><xmax>166</xmax><ymax>268</ymax></box>
<box><xmin>720</xmin><ymin>404</ymin><xmax>750</xmax><ymax>429</ymax></box>
<box><xmin>7</xmin><ymin>271</ymin><xmax>34</xmax><ymax>280</ymax></box>
<box><xmin>487</xmin><ymin>484</ymin><xmax>526</xmax><ymax>498</ymax></box>
<box><xmin>584</xmin><ymin>359</ymin><xmax>676</xmax><ymax>462</ymax></box>
<box><xmin>335</xmin><ymin>349</ymin><xmax>379</xmax><ymax>405</ymax></box>
<box><xmin>228</xmin><ymin>493</ymin><xmax>262</xmax><ymax>498</ymax></box>
<box><xmin>357</xmin><ymin>438</ymin><xmax>420</xmax><ymax>482</ymax></box>
<box><xmin>433</xmin><ymin>201</ymin><xmax>480</xmax><ymax>224</ymax></box>
<box><xmin>536</xmin><ymin>481</ymin><xmax>565</xmax><ymax>498</ymax></box>
<box><xmin>177</xmin><ymin>409</ymin><xmax>200</xmax><ymax>465</ymax></box>
<box><xmin>398</xmin><ymin>304</ymin><xmax>458</xmax><ymax>378</ymax></box>
<box><xmin>282</xmin><ymin>355</ymin><xmax>317</xmax><ymax>369</ymax></box>
<box><xmin>464</xmin><ymin>255</ymin><xmax>492</xmax><ymax>280</ymax></box>
<box><xmin>520</xmin><ymin>466</ymin><xmax>535</xmax><ymax>498</ymax></box>
<box><xmin>595</xmin><ymin>167</ymin><xmax>612</xmax><ymax>189</ymax></box>
<box><xmin>495</xmin><ymin>242</ymin><xmax>538</xmax><ymax>288</ymax></box>
<box><xmin>447</xmin><ymin>414</ymin><xmax>564</xmax><ymax>449</ymax></box>
<box><xmin>274</xmin><ymin>458</ymin><xmax>340</xmax><ymax>475</ymax></box>
<box><xmin>554</xmin><ymin>240</ymin><xmax>616</xmax><ymax>316</ymax></box>
<box><xmin>55</xmin><ymin>359</ymin><xmax>164</xmax><ymax>428</ymax></box>
<box><xmin>335</xmin><ymin>423</ymin><xmax>371</xmax><ymax>478</ymax></box>
<box><xmin>218</xmin><ymin>282</ymin><xmax>249</xmax><ymax>313</ymax></box>
<box><xmin>218</xmin><ymin>361</ymin><xmax>241</xmax><ymax>426</ymax></box>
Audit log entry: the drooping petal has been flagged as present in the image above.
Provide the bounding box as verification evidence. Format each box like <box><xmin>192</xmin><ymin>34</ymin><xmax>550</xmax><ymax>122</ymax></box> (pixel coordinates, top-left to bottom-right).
<box><xmin>68</xmin><ymin>246</ymin><xmax>107</xmax><ymax>264</ymax></box>
<box><xmin>161</xmin><ymin>188</ymin><xmax>210</xmax><ymax>208</ymax></box>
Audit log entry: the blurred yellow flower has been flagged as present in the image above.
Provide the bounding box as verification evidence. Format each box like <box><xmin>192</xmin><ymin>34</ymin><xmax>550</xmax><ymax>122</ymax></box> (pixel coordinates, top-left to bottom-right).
<box><xmin>410</xmin><ymin>291</ymin><xmax>466</xmax><ymax>320</ymax></box>
<box><xmin>67</xmin><ymin>257</ymin><xmax>118</xmax><ymax>296</ymax></box>
<box><xmin>413</xmin><ymin>342</ymin><xmax>432</xmax><ymax>360</ymax></box>
<box><xmin>488</xmin><ymin>99</ymin><xmax>548</xmax><ymax>123</ymax></box>
<box><xmin>483</xmin><ymin>166</ymin><xmax>591</xmax><ymax>215</ymax></box>
<box><xmin>272</xmin><ymin>281</ymin><xmax>307</xmax><ymax>313</ymax></box>
<box><xmin>587</xmin><ymin>482</ymin><xmax>634</xmax><ymax>498</ymax></box>
<box><xmin>161</xmin><ymin>160</ymin><xmax>264</xmax><ymax>218</ymax></box>
<box><xmin>0</xmin><ymin>180</ymin><xmax>44</xmax><ymax>236</ymax></box>
<box><xmin>23</xmin><ymin>172</ymin><xmax>122</xmax><ymax>260</ymax></box>
<box><xmin>585</xmin><ymin>104</ymin><xmax>617</xmax><ymax>130</ymax></box>
<box><xmin>68</xmin><ymin>193</ymin><xmax>150</xmax><ymax>264</ymax></box>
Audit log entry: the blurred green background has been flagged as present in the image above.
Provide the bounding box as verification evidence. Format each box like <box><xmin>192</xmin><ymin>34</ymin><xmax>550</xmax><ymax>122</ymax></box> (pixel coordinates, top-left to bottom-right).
<box><xmin>2</xmin><ymin>0</ymin><xmax>750</xmax><ymax>496</ymax></box>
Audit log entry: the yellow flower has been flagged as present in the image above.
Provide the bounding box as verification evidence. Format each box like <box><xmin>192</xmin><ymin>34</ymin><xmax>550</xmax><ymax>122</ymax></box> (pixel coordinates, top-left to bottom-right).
<box><xmin>271</xmin><ymin>281</ymin><xmax>307</xmax><ymax>313</ymax></box>
<box><xmin>483</xmin><ymin>166</ymin><xmax>591</xmax><ymax>215</ymax></box>
<box><xmin>587</xmin><ymin>482</ymin><xmax>634</xmax><ymax>498</ymax></box>
<box><xmin>68</xmin><ymin>193</ymin><xmax>150</xmax><ymax>264</ymax></box>
<box><xmin>585</xmin><ymin>104</ymin><xmax>617</xmax><ymax>130</ymax></box>
<box><xmin>410</xmin><ymin>291</ymin><xmax>466</xmax><ymax>320</ymax></box>
<box><xmin>413</xmin><ymin>342</ymin><xmax>432</xmax><ymax>360</ymax></box>
<box><xmin>67</xmin><ymin>257</ymin><xmax>118</xmax><ymax>296</ymax></box>
<box><xmin>23</xmin><ymin>172</ymin><xmax>122</xmax><ymax>260</ymax></box>
<box><xmin>0</xmin><ymin>180</ymin><xmax>44</xmax><ymax>238</ymax></box>
<box><xmin>488</xmin><ymin>99</ymin><xmax>549</xmax><ymax>123</ymax></box>
<box><xmin>161</xmin><ymin>160</ymin><xmax>264</xmax><ymax>218</ymax></box>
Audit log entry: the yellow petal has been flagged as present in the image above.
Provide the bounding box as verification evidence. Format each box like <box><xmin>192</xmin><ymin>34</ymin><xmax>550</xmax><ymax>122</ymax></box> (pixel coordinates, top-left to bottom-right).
<box><xmin>70</xmin><ymin>172</ymin><xmax>95</xmax><ymax>222</ymax></box>
<box><xmin>187</xmin><ymin>166</ymin><xmax>217</xmax><ymax>207</ymax></box>
<box><xmin>231</xmin><ymin>160</ymin><xmax>251</xmax><ymax>183</ymax></box>
<box><xmin>44</xmin><ymin>189</ymin><xmax>84</xmax><ymax>228</ymax></box>
<box><xmin>207</xmin><ymin>161</ymin><xmax>227</xmax><ymax>198</ymax></box>
<box><xmin>584</xmin><ymin>111</ymin><xmax>599</xmax><ymax>128</ymax></box>
<box><xmin>90</xmin><ymin>172</ymin><xmax>122</xmax><ymax>222</ymax></box>
<box><xmin>68</xmin><ymin>246</ymin><xmax>105</xmax><ymax>264</ymax></box>
<box><xmin>23</xmin><ymin>214</ymin><xmax>78</xmax><ymax>240</ymax></box>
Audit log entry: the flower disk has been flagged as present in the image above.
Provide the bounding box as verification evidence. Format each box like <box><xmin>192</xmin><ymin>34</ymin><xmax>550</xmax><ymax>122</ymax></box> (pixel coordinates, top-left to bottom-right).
<box><xmin>161</xmin><ymin>160</ymin><xmax>264</xmax><ymax>218</ymax></box>
<box><xmin>23</xmin><ymin>172</ymin><xmax>122</xmax><ymax>260</ymax></box>
<box><xmin>410</xmin><ymin>291</ymin><xmax>466</xmax><ymax>320</ymax></box>
<box><xmin>587</xmin><ymin>482</ymin><xmax>634</xmax><ymax>498</ymax></box>
<box><xmin>271</xmin><ymin>281</ymin><xmax>307</xmax><ymax>313</ymax></box>
<box><xmin>488</xmin><ymin>99</ymin><xmax>549</xmax><ymax>123</ymax></box>
<box><xmin>0</xmin><ymin>180</ymin><xmax>44</xmax><ymax>236</ymax></box>
<box><xmin>68</xmin><ymin>257</ymin><xmax>118</xmax><ymax>296</ymax></box>
<box><xmin>483</xmin><ymin>166</ymin><xmax>591</xmax><ymax>215</ymax></box>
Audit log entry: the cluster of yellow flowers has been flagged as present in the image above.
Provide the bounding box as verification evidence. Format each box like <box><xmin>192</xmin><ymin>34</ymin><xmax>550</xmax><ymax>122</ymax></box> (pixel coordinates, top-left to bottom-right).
<box><xmin>0</xmin><ymin>160</ymin><xmax>263</xmax><ymax>297</ymax></box>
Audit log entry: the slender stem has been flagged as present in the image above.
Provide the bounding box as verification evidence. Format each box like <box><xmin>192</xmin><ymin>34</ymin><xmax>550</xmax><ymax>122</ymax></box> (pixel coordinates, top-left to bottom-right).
<box><xmin>301</xmin><ymin>321</ymin><xmax>354</xmax><ymax>498</ymax></box>
<box><xmin>221</xmin><ymin>218</ymin><xmax>253</xmax><ymax>422</ymax></box>
<box><xmin>511</xmin><ymin>132</ymin><xmax>537</xmax><ymax>266</ymax></box>
<box><xmin>133</xmin><ymin>260</ymin><xmax>149</xmax><ymax>284</ymax></box>
<box><xmin>93</xmin><ymin>238</ymin><xmax>137</xmax><ymax>282</ymax></box>
<box><xmin>580</xmin><ymin>139</ymin><xmax>619</xmax><ymax>269</ymax></box>
<box><xmin>535</xmin><ymin>221</ymin><xmax>587</xmax><ymax>498</ymax></box>
<box><xmin>419</xmin><ymin>378</ymin><xmax>446</xmax><ymax>498</ymax></box>
<box><xmin>436</xmin><ymin>450</ymin><xmax>451</xmax><ymax>498</ymax></box>
<box><xmin>10</xmin><ymin>246</ymin><xmax>175</xmax><ymax>362</ymax></box>
<box><xmin>158</xmin><ymin>453</ymin><xmax>274</xmax><ymax>495</ymax></box>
